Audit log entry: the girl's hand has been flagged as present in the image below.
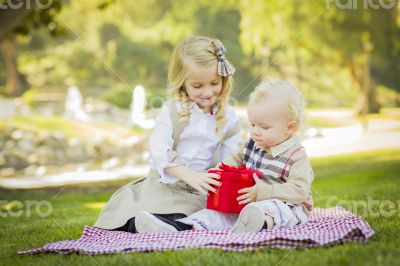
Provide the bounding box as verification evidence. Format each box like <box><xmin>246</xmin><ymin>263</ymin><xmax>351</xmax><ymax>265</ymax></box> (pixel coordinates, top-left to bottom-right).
<box><xmin>185</xmin><ymin>171</ymin><xmax>221</xmax><ymax>196</ymax></box>
<box><xmin>237</xmin><ymin>173</ymin><xmax>261</xmax><ymax>205</ymax></box>
<box><xmin>207</xmin><ymin>162</ymin><xmax>222</xmax><ymax>172</ymax></box>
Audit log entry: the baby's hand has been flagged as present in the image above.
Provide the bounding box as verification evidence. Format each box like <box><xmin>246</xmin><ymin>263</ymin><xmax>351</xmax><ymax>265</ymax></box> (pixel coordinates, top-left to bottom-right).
<box><xmin>237</xmin><ymin>173</ymin><xmax>261</xmax><ymax>205</ymax></box>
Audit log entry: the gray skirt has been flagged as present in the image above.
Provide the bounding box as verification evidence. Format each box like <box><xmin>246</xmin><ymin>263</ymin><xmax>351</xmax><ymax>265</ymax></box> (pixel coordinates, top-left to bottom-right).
<box><xmin>94</xmin><ymin>169</ymin><xmax>206</xmax><ymax>229</ymax></box>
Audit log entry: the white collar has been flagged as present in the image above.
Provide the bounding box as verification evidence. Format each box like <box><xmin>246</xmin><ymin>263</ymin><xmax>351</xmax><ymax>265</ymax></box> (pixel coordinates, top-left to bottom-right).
<box><xmin>189</xmin><ymin>102</ymin><xmax>218</xmax><ymax>116</ymax></box>
<box><xmin>269</xmin><ymin>135</ymin><xmax>300</xmax><ymax>157</ymax></box>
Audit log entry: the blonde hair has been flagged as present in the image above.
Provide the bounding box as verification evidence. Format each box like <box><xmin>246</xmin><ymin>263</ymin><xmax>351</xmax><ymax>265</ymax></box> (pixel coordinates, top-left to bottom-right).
<box><xmin>168</xmin><ymin>36</ymin><xmax>234</xmax><ymax>135</ymax></box>
<box><xmin>249</xmin><ymin>79</ymin><xmax>306</xmax><ymax>132</ymax></box>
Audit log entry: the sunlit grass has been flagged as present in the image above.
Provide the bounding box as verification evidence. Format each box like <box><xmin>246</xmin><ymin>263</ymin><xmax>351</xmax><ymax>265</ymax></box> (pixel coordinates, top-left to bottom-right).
<box><xmin>306</xmin><ymin>108</ymin><xmax>400</xmax><ymax>128</ymax></box>
<box><xmin>306</xmin><ymin>116</ymin><xmax>355</xmax><ymax>128</ymax></box>
<box><xmin>0</xmin><ymin>115</ymin><xmax>75</xmax><ymax>137</ymax></box>
<box><xmin>366</xmin><ymin>108</ymin><xmax>400</xmax><ymax>120</ymax></box>
<box><xmin>0</xmin><ymin>150</ymin><xmax>399</xmax><ymax>265</ymax></box>
<box><xmin>0</xmin><ymin>114</ymin><xmax>142</xmax><ymax>141</ymax></box>
<box><xmin>83</xmin><ymin>201</ymin><xmax>106</xmax><ymax>210</ymax></box>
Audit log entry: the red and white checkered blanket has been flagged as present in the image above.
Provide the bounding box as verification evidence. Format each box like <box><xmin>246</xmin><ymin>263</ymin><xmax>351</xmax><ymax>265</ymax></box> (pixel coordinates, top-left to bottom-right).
<box><xmin>19</xmin><ymin>207</ymin><xmax>374</xmax><ymax>255</ymax></box>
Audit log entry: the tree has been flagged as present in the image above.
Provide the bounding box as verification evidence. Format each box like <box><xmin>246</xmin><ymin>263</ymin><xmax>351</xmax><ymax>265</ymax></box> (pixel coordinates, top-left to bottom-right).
<box><xmin>237</xmin><ymin>0</ymin><xmax>400</xmax><ymax>113</ymax></box>
<box><xmin>0</xmin><ymin>0</ymin><xmax>62</xmax><ymax>96</ymax></box>
<box><xmin>319</xmin><ymin>2</ymin><xmax>400</xmax><ymax>114</ymax></box>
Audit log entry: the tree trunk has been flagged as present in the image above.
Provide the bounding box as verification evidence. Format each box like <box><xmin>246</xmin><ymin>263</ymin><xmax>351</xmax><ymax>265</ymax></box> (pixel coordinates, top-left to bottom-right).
<box><xmin>354</xmin><ymin>42</ymin><xmax>380</xmax><ymax>115</ymax></box>
<box><xmin>0</xmin><ymin>34</ymin><xmax>28</xmax><ymax>97</ymax></box>
<box><xmin>396</xmin><ymin>92</ymin><xmax>400</xmax><ymax>107</ymax></box>
<box><xmin>0</xmin><ymin>2</ymin><xmax>36</xmax><ymax>41</ymax></box>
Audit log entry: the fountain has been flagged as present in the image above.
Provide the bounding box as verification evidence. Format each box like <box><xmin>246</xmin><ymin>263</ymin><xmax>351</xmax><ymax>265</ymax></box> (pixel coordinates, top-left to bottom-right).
<box><xmin>130</xmin><ymin>85</ymin><xmax>154</xmax><ymax>128</ymax></box>
<box><xmin>65</xmin><ymin>86</ymin><xmax>90</xmax><ymax>122</ymax></box>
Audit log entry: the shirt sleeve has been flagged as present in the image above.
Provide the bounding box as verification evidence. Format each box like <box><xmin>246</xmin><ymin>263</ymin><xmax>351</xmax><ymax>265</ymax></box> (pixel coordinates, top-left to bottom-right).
<box><xmin>220</xmin><ymin>110</ymin><xmax>242</xmax><ymax>163</ymax></box>
<box><xmin>256</xmin><ymin>154</ymin><xmax>314</xmax><ymax>204</ymax></box>
<box><xmin>222</xmin><ymin>142</ymin><xmax>244</xmax><ymax>166</ymax></box>
<box><xmin>148</xmin><ymin>102</ymin><xmax>185</xmax><ymax>184</ymax></box>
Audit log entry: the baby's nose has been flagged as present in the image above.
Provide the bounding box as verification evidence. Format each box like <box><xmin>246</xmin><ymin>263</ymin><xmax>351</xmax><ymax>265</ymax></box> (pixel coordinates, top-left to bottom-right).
<box><xmin>251</xmin><ymin>128</ymin><xmax>260</xmax><ymax>136</ymax></box>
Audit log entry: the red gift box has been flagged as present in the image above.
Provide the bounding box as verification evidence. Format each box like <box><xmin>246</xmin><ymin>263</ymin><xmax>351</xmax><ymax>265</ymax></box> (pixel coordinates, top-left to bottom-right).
<box><xmin>206</xmin><ymin>163</ymin><xmax>263</xmax><ymax>213</ymax></box>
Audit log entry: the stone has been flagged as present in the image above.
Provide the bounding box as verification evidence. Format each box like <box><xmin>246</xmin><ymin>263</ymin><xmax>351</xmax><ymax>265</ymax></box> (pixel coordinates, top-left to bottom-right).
<box><xmin>17</xmin><ymin>138</ymin><xmax>36</xmax><ymax>153</ymax></box>
<box><xmin>101</xmin><ymin>157</ymin><xmax>120</xmax><ymax>170</ymax></box>
<box><xmin>0</xmin><ymin>154</ymin><xmax>5</xmax><ymax>167</ymax></box>
<box><xmin>0</xmin><ymin>168</ymin><xmax>15</xmax><ymax>177</ymax></box>
<box><xmin>6</xmin><ymin>150</ymin><xmax>29</xmax><ymax>170</ymax></box>
<box><xmin>11</xmin><ymin>130</ymin><xmax>23</xmax><ymax>140</ymax></box>
<box><xmin>24</xmin><ymin>165</ymin><xmax>38</xmax><ymax>176</ymax></box>
<box><xmin>27</xmin><ymin>153</ymin><xmax>39</xmax><ymax>164</ymax></box>
<box><xmin>34</xmin><ymin>166</ymin><xmax>47</xmax><ymax>177</ymax></box>
<box><xmin>36</xmin><ymin>146</ymin><xmax>55</xmax><ymax>165</ymax></box>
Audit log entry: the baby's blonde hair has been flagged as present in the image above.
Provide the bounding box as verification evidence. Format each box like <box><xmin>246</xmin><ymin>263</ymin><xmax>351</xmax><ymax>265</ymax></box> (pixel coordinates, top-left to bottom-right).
<box><xmin>168</xmin><ymin>36</ymin><xmax>234</xmax><ymax>135</ymax></box>
<box><xmin>249</xmin><ymin>79</ymin><xmax>306</xmax><ymax>132</ymax></box>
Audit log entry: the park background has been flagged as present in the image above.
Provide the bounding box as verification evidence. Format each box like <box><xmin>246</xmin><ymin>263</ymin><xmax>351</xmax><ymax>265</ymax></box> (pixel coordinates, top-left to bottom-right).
<box><xmin>0</xmin><ymin>0</ymin><xmax>399</xmax><ymax>265</ymax></box>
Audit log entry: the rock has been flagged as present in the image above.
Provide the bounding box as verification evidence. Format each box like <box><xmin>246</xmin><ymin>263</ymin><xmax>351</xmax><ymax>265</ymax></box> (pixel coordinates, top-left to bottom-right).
<box><xmin>0</xmin><ymin>168</ymin><xmax>15</xmax><ymax>177</ymax></box>
<box><xmin>4</xmin><ymin>140</ymin><xmax>15</xmax><ymax>150</ymax></box>
<box><xmin>54</xmin><ymin>149</ymin><xmax>66</xmax><ymax>163</ymax></box>
<box><xmin>125</xmin><ymin>136</ymin><xmax>139</xmax><ymax>147</ymax></box>
<box><xmin>24</xmin><ymin>165</ymin><xmax>38</xmax><ymax>176</ymax></box>
<box><xmin>36</xmin><ymin>146</ymin><xmax>55</xmax><ymax>165</ymax></box>
<box><xmin>67</xmin><ymin>137</ymin><xmax>80</xmax><ymax>147</ymax></box>
<box><xmin>27</xmin><ymin>153</ymin><xmax>39</xmax><ymax>164</ymax></box>
<box><xmin>11</xmin><ymin>130</ymin><xmax>23</xmax><ymax>140</ymax></box>
<box><xmin>101</xmin><ymin>157</ymin><xmax>120</xmax><ymax>170</ymax></box>
<box><xmin>38</xmin><ymin>132</ymin><xmax>61</xmax><ymax>147</ymax></box>
<box><xmin>0</xmin><ymin>126</ymin><xmax>143</xmax><ymax>169</ymax></box>
<box><xmin>5</xmin><ymin>149</ymin><xmax>29</xmax><ymax>170</ymax></box>
<box><xmin>34</xmin><ymin>165</ymin><xmax>47</xmax><ymax>177</ymax></box>
<box><xmin>67</xmin><ymin>138</ymin><xmax>88</xmax><ymax>161</ymax></box>
<box><xmin>17</xmin><ymin>138</ymin><xmax>36</xmax><ymax>154</ymax></box>
<box><xmin>0</xmin><ymin>154</ymin><xmax>6</xmax><ymax>167</ymax></box>
<box><xmin>53</xmin><ymin>131</ymin><xmax>68</xmax><ymax>148</ymax></box>
<box><xmin>0</xmin><ymin>135</ymin><xmax>5</xmax><ymax>149</ymax></box>
<box><xmin>4</xmin><ymin>125</ymin><xmax>16</xmax><ymax>136</ymax></box>
<box><xmin>92</xmin><ymin>137</ymin><xmax>114</xmax><ymax>159</ymax></box>
<box><xmin>131</xmin><ymin>136</ymin><xmax>148</xmax><ymax>152</ymax></box>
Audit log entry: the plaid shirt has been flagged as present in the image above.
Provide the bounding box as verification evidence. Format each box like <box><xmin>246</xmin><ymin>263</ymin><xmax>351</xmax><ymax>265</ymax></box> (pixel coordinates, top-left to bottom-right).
<box><xmin>243</xmin><ymin>137</ymin><xmax>306</xmax><ymax>184</ymax></box>
<box><xmin>225</xmin><ymin>135</ymin><xmax>314</xmax><ymax>211</ymax></box>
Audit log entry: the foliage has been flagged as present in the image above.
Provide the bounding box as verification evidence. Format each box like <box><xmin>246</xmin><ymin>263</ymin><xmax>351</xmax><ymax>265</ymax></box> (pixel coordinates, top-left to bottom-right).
<box><xmin>21</xmin><ymin>87</ymin><xmax>39</xmax><ymax>106</ymax></box>
<box><xmin>102</xmin><ymin>85</ymin><xmax>132</xmax><ymax>109</ymax></box>
<box><xmin>0</xmin><ymin>0</ymin><xmax>398</xmax><ymax>109</ymax></box>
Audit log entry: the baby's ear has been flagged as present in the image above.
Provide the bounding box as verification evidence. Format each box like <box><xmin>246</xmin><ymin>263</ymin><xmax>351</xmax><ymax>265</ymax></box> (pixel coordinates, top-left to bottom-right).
<box><xmin>286</xmin><ymin>120</ymin><xmax>298</xmax><ymax>135</ymax></box>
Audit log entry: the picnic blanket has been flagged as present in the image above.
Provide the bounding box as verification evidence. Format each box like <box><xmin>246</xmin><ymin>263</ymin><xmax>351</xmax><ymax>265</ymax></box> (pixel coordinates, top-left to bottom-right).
<box><xmin>19</xmin><ymin>207</ymin><xmax>374</xmax><ymax>255</ymax></box>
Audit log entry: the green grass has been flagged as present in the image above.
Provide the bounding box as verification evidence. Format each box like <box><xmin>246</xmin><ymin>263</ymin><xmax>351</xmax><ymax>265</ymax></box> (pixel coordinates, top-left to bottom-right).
<box><xmin>366</xmin><ymin>108</ymin><xmax>400</xmax><ymax>120</ymax></box>
<box><xmin>1</xmin><ymin>150</ymin><xmax>399</xmax><ymax>265</ymax></box>
<box><xmin>306</xmin><ymin>116</ymin><xmax>355</xmax><ymax>128</ymax></box>
<box><xmin>306</xmin><ymin>108</ymin><xmax>400</xmax><ymax>128</ymax></box>
<box><xmin>0</xmin><ymin>115</ymin><xmax>75</xmax><ymax>138</ymax></box>
<box><xmin>0</xmin><ymin>114</ymin><xmax>141</xmax><ymax>141</ymax></box>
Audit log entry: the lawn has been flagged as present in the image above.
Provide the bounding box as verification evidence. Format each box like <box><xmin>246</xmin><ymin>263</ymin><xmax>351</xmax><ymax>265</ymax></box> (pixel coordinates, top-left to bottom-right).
<box><xmin>0</xmin><ymin>115</ymin><xmax>76</xmax><ymax>138</ymax></box>
<box><xmin>0</xmin><ymin>114</ymin><xmax>144</xmax><ymax>142</ymax></box>
<box><xmin>0</xmin><ymin>150</ymin><xmax>399</xmax><ymax>266</ymax></box>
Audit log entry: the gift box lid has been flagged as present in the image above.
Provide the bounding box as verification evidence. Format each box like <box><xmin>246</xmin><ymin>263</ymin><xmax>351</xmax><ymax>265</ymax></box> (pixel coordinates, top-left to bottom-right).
<box><xmin>208</xmin><ymin>163</ymin><xmax>263</xmax><ymax>180</ymax></box>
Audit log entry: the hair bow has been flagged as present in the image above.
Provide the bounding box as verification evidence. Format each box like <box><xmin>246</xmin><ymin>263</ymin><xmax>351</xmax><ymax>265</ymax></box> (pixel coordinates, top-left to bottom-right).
<box><xmin>212</xmin><ymin>39</ymin><xmax>236</xmax><ymax>77</ymax></box>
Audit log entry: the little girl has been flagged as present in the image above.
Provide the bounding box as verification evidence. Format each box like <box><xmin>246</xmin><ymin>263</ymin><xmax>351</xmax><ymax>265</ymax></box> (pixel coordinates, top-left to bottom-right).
<box><xmin>94</xmin><ymin>36</ymin><xmax>241</xmax><ymax>232</ymax></box>
<box><xmin>135</xmin><ymin>79</ymin><xmax>314</xmax><ymax>233</ymax></box>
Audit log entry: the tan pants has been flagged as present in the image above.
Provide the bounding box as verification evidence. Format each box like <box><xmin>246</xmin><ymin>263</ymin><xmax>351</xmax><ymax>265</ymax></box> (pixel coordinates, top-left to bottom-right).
<box><xmin>94</xmin><ymin>169</ymin><xmax>206</xmax><ymax>229</ymax></box>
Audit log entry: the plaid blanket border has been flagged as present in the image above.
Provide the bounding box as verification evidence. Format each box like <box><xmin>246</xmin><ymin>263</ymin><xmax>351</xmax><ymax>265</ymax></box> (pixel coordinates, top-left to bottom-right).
<box><xmin>19</xmin><ymin>207</ymin><xmax>374</xmax><ymax>255</ymax></box>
